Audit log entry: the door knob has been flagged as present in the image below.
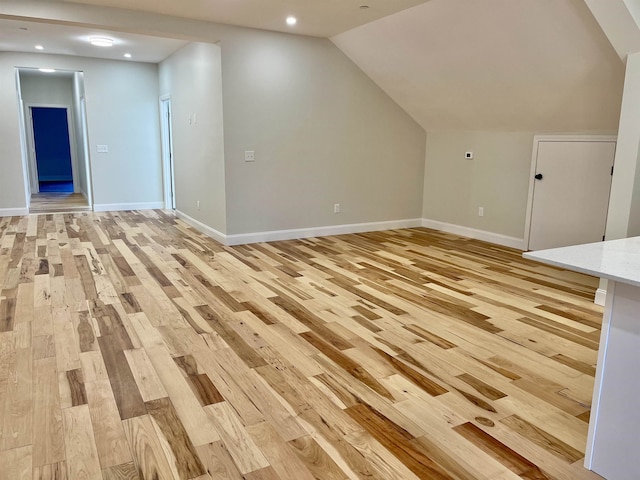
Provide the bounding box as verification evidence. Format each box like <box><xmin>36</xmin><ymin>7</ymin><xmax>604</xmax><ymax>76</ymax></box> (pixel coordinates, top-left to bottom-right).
<box><xmin>535</xmin><ymin>173</ymin><xmax>543</xmax><ymax>180</ymax></box>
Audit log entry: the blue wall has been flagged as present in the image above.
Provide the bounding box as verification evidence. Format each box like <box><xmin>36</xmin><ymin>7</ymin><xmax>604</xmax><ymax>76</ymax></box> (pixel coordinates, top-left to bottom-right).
<box><xmin>32</xmin><ymin>107</ymin><xmax>73</xmax><ymax>182</ymax></box>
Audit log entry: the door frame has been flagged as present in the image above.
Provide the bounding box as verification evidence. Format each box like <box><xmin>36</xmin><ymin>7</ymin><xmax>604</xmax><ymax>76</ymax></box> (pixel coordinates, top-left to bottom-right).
<box><xmin>160</xmin><ymin>95</ymin><xmax>176</xmax><ymax>209</ymax></box>
<box><xmin>25</xmin><ymin>103</ymin><xmax>79</xmax><ymax>194</ymax></box>
<box><xmin>523</xmin><ymin>135</ymin><xmax>617</xmax><ymax>251</ymax></box>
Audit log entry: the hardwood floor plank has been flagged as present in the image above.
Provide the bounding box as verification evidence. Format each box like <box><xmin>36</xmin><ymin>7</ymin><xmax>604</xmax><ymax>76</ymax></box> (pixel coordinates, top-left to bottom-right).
<box><xmin>205</xmin><ymin>402</ymin><xmax>270</xmax><ymax>474</ymax></box>
<box><xmin>0</xmin><ymin>213</ymin><xmax>605</xmax><ymax>480</ymax></box>
<box><xmin>62</xmin><ymin>405</ymin><xmax>102</xmax><ymax>480</ymax></box>
<box><xmin>85</xmin><ymin>379</ymin><xmax>132</xmax><ymax>469</ymax></box>
<box><xmin>122</xmin><ymin>414</ymin><xmax>177</xmax><ymax>480</ymax></box>
<box><xmin>97</xmin><ymin>336</ymin><xmax>147</xmax><ymax>420</ymax></box>
<box><xmin>454</xmin><ymin>422</ymin><xmax>552</xmax><ymax>479</ymax></box>
<box><xmin>145</xmin><ymin>397</ymin><xmax>206</xmax><ymax>479</ymax></box>
<box><xmin>499</xmin><ymin>414</ymin><xmax>584</xmax><ymax>464</ymax></box>
<box><xmin>196</xmin><ymin>441</ymin><xmax>244</xmax><ymax>480</ymax></box>
<box><xmin>32</xmin><ymin>461</ymin><xmax>68</xmax><ymax>480</ymax></box>
<box><xmin>0</xmin><ymin>444</ymin><xmax>32</xmax><ymax>479</ymax></box>
<box><xmin>33</xmin><ymin>357</ymin><xmax>65</xmax><ymax>467</ymax></box>
<box><xmin>2</xmin><ymin>346</ymin><xmax>32</xmax><ymax>451</ymax></box>
<box><xmin>288</xmin><ymin>434</ymin><xmax>352</xmax><ymax>480</ymax></box>
<box><xmin>346</xmin><ymin>403</ymin><xmax>454</xmax><ymax>480</ymax></box>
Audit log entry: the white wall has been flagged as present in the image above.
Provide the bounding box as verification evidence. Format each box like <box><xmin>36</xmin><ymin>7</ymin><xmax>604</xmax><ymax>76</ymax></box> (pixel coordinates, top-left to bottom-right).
<box><xmin>220</xmin><ymin>29</ymin><xmax>426</xmax><ymax>235</ymax></box>
<box><xmin>0</xmin><ymin>52</ymin><xmax>163</xmax><ymax>211</ymax></box>
<box><xmin>19</xmin><ymin>73</ymin><xmax>74</xmax><ymax>105</ymax></box>
<box><xmin>159</xmin><ymin>42</ymin><xmax>226</xmax><ymax>233</ymax></box>
<box><xmin>423</xmin><ymin>132</ymin><xmax>534</xmax><ymax>239</ymax></box>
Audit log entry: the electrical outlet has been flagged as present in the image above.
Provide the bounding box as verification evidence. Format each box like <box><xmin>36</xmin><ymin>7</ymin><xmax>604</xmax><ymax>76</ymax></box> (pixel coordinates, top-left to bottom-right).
<box><xmin>478</xmin><ymin>207</ymin><xmax>484</xmax><ymax>217</ymax></box>
<box><xmin>334</xmin><ymin>203</ymin><xmax>341</xmax><ymax>214</ymax></box>
<box><xmin>96</xmin><ymin>145</ymin><xmax>108</xmax><ymax>153</ymax></box>
<box><xmin>244</xmin><ymin>151</ymin><xmax>255</xmax><ymax>162</ymax></box>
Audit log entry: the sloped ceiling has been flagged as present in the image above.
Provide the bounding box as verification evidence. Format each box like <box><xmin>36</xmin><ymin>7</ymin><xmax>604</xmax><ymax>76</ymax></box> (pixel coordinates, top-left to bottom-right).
<box><xmin>332</xmin><ymin>0</ymin><xmax>625</xmax><ymax>132</ymax></box>
<box><xmin>3</xmin><ymin>0</ymin><xmax>431</xmax><ymax>38</ymax></box>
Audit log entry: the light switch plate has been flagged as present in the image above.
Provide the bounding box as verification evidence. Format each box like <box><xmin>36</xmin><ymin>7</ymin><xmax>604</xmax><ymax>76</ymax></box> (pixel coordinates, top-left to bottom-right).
<box><xmin>97</xmin><ymin>145</ymin><xmax>108</xmax><ymax>153</ymax></box>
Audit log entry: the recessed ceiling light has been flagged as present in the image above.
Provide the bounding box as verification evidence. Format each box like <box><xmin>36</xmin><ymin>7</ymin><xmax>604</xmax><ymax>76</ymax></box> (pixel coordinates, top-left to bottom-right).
<box><xmin>38</xmin><ymin>68</ymin><xmax>56</xmax><ymax>73</ymax></box>
<box><xmin>90</xmin><ymin>37</ymin><xmax>114</xmax><ymax>47</ymax></box>
<box><xmin>35</xmin><ymin>45</ymin><xmax>44</xmax><ymax>50</ymax></box>
<box><xmin>286</xmin><ymin>16</ymin><xmax>297</xmax><ymax>26</ymax></box>
<box><xmin>124</xmin><ymin>53</ymin><xmax>132</xmax><ymax>59</ymax></box>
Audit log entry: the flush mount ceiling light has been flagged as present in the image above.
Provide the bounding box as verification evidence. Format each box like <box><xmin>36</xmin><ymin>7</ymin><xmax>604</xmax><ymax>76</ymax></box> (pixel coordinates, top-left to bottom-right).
<box><xmin>286</xmin><ymin>16</ymin><xmax>297</xmax><ymax>26</ymax></box>
<box><xmin>38</xmin><ymin>68</ymin><xmax>56</xmax><ymax>73</ymax></box>
<box><xmin>35</xmin><ymin>45</ymin><xmax>44</xmax><ymax>50</ymax></box>
<box><xmin>124</xmin><ymin>53</ymin><xmax>132</xmax><ymax>58</ymax></box>
<box><xmin>90</xmin><ymin>37</ymin><xmax>114</xmax><ymax>47</ymax></box>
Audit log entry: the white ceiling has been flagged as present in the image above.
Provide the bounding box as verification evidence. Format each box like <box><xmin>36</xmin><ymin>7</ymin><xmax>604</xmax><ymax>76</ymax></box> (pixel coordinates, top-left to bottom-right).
<box><xmin>332</xmin><ymin>0</ymin><xmax>626</xmax><ymax>132</ymax></box>
<box><xmin>0</xmin><ymin>18</ymin><xmax>188</xmax><ymax>63</ymax></box>
<box><xmin>58</xmin><ymin>0</ymin><xmax>431</xmax><ymax>38</ymax></box>
<box><xmin>0</xmin><ymin>0</ymin><xmax>629</xmax><ymax>133</ymax></box>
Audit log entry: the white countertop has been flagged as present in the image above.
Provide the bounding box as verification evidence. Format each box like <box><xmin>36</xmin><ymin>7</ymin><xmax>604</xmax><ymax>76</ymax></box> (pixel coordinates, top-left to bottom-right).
<box><xmin>523</xmin><ymin>236</ymin><xmax>640</xmax><ymax>287</ymax></box>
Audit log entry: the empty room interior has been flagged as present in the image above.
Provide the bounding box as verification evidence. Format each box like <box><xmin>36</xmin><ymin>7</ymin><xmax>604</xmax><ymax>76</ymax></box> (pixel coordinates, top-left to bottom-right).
<box><xmin>1</xmin><ymin>0</ymin><xmax>640</xmax><ymax>479</ymax></box>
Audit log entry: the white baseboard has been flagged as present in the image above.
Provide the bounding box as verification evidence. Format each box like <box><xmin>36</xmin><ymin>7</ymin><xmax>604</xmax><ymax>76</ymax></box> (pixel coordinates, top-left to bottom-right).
<box><xmin>421</xmin><ymin>218</ymin><xmax>525</xmax><ymax>250</ymax></box>
<box><xmin>0</xmin><ymin>208</ymin><xmax>29</xmax><ymax>217</ymax></box>
<box><xmin>595</xmin><ymin>288</ymin><xmax>607</xmax><ymax>306</ymax></box>
<box><xmin>175</xmin><ymin>210</ymin><xmax>226</xmax><ymax>245</ymax></box>
<box><xmin>175</xmin><ymin>213</ymin><xmax>422</xmax><ymax>246</ymax></box>
<box><xmin>225</xmin><ymin>218</ymin><xmax>423</xmax><ymax>246</ymax></box>
<box><xmin>93</xmin><ymin>202</ymin><xmax>164</xmax><ymax>212</ymax></box>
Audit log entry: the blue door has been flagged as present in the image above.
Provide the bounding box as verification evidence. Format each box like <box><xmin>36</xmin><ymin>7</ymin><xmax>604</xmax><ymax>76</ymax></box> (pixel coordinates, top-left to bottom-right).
<box><xmin>31</xmin><ymin>107</ymin><xmax>74</xmax><ymax>192</ymax></box>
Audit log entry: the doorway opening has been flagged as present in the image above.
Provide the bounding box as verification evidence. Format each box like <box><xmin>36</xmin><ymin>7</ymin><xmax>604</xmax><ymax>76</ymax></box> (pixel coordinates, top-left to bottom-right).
<box><xmin>160</xmin><ymin>95</ymin><xmax>176</xmax><ymax>210</ymax></box>
<box><xmin>30</xmin><ymin>106</ymin><xmax>75</xmax><ymax>193</ymax></box>
<box><xmin>17</xmin><ymin>68</ymin><xmax>93</xmax><ymax>214</ymax></box>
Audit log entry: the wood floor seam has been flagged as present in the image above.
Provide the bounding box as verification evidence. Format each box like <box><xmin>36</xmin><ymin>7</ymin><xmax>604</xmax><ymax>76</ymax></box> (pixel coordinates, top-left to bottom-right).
<box><xmin>0</xmin><ymin>211</ymin><xmax>604</xmax><ymax>480</ymax></box>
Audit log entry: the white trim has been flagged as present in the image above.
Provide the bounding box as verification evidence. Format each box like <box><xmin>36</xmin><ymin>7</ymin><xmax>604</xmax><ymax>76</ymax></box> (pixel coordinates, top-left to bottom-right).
<box><xmin>422</xmin><ymin>218</ymin><xmax>525</xmax><ymax>250</ymax></box>
<box><xmin>0</xmin><ymin>208</ymin><xmax>29</xmax><ymax>217</ymax></box>
<box><xmin>175</xmin><ymin>212</ymin><xmax>422</xmax><ymax>246</ymax></box>
<box><xmin>585</xmin><ymin>280</ymin><xmax>616</xmax><ymax>469</ymax></box>
<box><xmin>226</xmin><ymin>218</ymin><xmax>423</xmax><ymax>246</ymax></box>
<box><xmin>524</xmin><ymin>134</ymin><xmax>617</xmax><ymax>250</ymax></box>
<box><xmin>595</xmin><ymin>288</ymin><xmax>607</xmax><ymax>306</ymax></box>
<box><xmin>15</xmin><ymin>70</ymin><xmax>31</xmax><ymax>208</ymax></box>
<box><xmin>93</xmin><ymin>202</ymin><xmax>164</xmax><ymax>212</ymax></box>
<box><xmin>175</xmin><ymin>210</ymin><xmax>226</xmax><ymax>244</ymax></box>
<box><xmin>159</xmin><ymin>95</ymin><xmax>176</xmax><ymax>210</ymax></box>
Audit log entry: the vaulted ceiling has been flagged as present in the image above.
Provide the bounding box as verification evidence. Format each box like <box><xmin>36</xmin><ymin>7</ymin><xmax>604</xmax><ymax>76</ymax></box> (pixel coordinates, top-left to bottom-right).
<box><xmin>2</xmin><ymin>0</ymin><xmax>431</xmax><ymax>38</ymax></box>
<box><xmin>0</xmin><ymin>0</ymin><xmax>631</xmax><ymax>132</ymax></box>
<box><xmin>332</xmin><ymin>0</ymin><xmax>625</xmax><ymax>131</ymax></box>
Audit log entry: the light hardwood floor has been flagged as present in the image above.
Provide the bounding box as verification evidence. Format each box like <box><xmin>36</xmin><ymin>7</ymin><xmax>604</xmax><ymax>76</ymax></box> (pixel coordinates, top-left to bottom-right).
<box><xmin>0</xmin><ymin>210</ymin><xmax>605</xmax><ymax>479</ymax></box>
<box><xmin>30</xmin><ymin>193</ymin><xmax>91</xmax><ymax>214</ymax></box>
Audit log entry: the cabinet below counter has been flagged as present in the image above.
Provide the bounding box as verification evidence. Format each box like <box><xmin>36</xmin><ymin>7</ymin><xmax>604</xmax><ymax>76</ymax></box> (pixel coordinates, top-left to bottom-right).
<box><xmin>525</xmin><ymin>237</ymin><xmax>640</xmax><ymax>480</ymax></box>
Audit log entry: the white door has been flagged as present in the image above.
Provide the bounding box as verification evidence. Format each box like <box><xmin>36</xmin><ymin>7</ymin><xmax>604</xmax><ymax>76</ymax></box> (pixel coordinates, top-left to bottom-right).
<box><xmin>528</xmin><ymin>140</ymin><xmax>615</xmax><ymax>251</ymax></box>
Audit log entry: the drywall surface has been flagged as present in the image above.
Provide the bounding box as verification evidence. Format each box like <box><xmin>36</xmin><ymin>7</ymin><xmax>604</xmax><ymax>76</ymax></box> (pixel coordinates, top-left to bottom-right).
<box><xmin>423</xmin><ymin>132</ymin><xmax>534</xmax><ymax>238</ymax></box>
<box><xmin>159</xmin><ymin>42</ymin><xmax>226</xmax><ymax>233</ymax></box>
<box><xmin>0</xmin><ymin>52</ymin><xmax>162</xmax><ymax>210</ymax></box>
<box><xmin>220</xmin><ymin>29</ymin><xmax>426</xmax><ymax>234</ymax></box>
